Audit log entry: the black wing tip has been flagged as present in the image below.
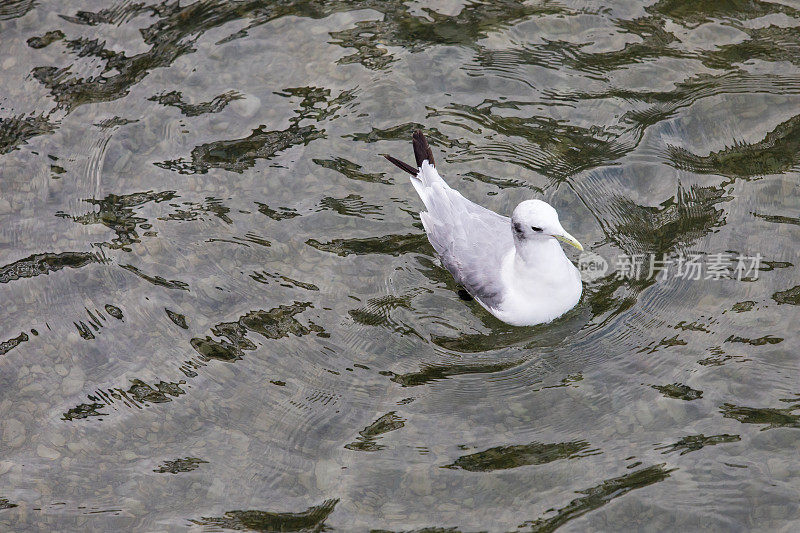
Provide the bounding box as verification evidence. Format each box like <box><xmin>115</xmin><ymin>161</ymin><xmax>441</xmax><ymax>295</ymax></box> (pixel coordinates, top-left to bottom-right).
<box><xmin>383</xmin><ymin>130</ymin><xmax>434</xmax><ymax>175</ymax></box>
<box><xmin>383</xmin><ymin>154</ymin><xmax>417</xmax><ymax>176</ymax></box>
<box><xmin>412</xmin><ymin>129</ymin><xmax>435</xmax><ymax>168</ymax></box>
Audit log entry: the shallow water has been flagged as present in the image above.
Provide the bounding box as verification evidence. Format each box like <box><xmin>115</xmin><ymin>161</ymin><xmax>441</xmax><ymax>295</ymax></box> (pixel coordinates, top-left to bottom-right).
<box><xmin>1</xmin><ymin>0</ymin><xmax>799</xmax><ymax>531</ymax></box>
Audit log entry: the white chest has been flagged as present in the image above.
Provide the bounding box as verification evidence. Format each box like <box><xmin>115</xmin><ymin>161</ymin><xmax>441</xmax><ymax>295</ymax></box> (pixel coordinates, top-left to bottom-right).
<box><xmin>492</xmin><ymin>246</ymin><xmax>583</xmax><ymax>326</ymax></box>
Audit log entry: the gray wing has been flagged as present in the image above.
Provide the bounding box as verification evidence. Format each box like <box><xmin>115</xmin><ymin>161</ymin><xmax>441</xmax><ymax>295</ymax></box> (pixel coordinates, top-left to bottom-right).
<box><xmin>383</xmin><ymin>131</ymin><xmax>512</xmax><ymax>309</ymax></box>
<box><xmin>417</xmin><ymin>174</ymin><xmax>512</xmax><ymax>309</ymax></box>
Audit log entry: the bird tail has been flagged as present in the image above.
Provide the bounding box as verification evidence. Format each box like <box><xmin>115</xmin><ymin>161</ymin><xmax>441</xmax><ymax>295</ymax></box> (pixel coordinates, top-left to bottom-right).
<box><xmin>382</xmin><ymin>129</ymin><xmax>436</xmax><ymax>175</ymax></box>
<box><xmin>382</xmin><ymin>130</ymin><xmax>444</xmax><ymax>192</ymax></box>
<box><xmin>383</xmin><ymin>131</ymin><xmax>455</xmax><ymax>248</ymax></box>
<box><xmin>412</xmin><ymin>130</ymin><xmax>435</xmax><ymax>168</ymax></box>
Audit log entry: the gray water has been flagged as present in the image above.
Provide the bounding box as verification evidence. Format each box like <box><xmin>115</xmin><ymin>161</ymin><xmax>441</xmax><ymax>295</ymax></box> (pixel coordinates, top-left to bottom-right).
<box><xmin>1</xmin><ymin>1</ymin><xmax>799</xmax><ymax>531</ymax></box>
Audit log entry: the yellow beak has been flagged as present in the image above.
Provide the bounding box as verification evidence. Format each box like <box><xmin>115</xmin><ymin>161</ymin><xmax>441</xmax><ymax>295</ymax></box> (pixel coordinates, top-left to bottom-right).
<box><xmin>554</xmin><ymin>231</ymin><xmax>583</xmax><ymax>251</ymax></box>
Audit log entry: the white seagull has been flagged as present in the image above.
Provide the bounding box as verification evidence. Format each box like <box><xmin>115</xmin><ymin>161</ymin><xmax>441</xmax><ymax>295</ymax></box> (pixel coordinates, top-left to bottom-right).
<box><xmin>384</xmin><ymin>131</ymin><xmax>583</xmax><ymax>326</ymax></box>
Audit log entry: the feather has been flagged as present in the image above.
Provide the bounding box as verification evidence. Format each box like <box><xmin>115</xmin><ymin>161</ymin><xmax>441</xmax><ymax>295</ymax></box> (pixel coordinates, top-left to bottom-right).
<box><xmin>412</xmin><ymin>130</ymin><xmax>435</xmax><ymax>168</ymax></box>
<box><xmin>382</xmin><ymin>154</ymin><xmax>417</xmax><ymax>176</ymax></box>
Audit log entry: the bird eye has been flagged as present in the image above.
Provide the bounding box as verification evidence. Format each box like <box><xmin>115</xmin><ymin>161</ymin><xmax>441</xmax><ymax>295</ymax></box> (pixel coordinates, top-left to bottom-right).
<box><xmin>531</xmin><ymin>226</ymin><xmax>543</xmax><ymax>232</ymax></box>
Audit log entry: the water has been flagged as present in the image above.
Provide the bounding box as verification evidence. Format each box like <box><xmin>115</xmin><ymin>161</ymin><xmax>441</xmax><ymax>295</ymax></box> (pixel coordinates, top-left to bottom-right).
<box><xmin>1</xmin><ymin>1</ymin><xmax>799</xmax><ymax>530</ymax></box>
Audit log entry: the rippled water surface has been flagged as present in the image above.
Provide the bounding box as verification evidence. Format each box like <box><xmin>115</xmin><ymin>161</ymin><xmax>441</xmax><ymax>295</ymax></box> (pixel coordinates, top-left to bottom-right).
<box><xmin>1</xmin><ymin>0</ymin><xmax>799</xmax><ymax>530</ymax></box>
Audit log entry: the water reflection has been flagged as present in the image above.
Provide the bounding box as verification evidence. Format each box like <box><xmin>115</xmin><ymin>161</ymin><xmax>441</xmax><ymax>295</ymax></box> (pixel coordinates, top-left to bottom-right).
<box><xmin>430</xmin><ymin>100</ymin><xmax>626</xmax><ymax>180</ymax></box>
<box><xmin>0</xmin><ymin>332</ymin><xmax>29</xmax><ymax>357</ymax></box>
<box><xmin>62</xmin><ymin>378</ymin><xmax>187</xmax><ymax>420</ymax></box>
<box><xmin>148</xmin><ymin>89</ymin><xmax>243</xmax><ymax>117</ymax></box>
<box><xmin>667</xmin><ymin>114</ymin><xmax>800</xmax><ymax>178</ymax></box>
<box><xmin>721</xmin><ymin>403</ymin><xmax>800</xmax><ymax>430</ymax></box>
<box><xmin>191</xmin><ymin>499</ymin><xmax>339</xmax><ymax>532</ymax></box>
<box><xmin>0</xmin><ymin>251</ymin><xmax>103</xmax><ymax>284</ymax></box>
<box><xmin>651</xmin><ymin>383</ymin><xmax>703</xmax><ymax>401</ymax></box>
<box><xmin>1</xmin><ymin>0</ymin><xmax>799</xmax><ymax>529</ymax></box>
<box><xmin>155</xmin><ymin>124</ymin><xmax>322</xmax><ymax>174</ymax></box>
<box><xmin>344</xmin><ymin>411</ymin><xmax>405</xmax><ymax>452</ymax></box>
<box><xmin>57</xmin><ymin>191</ymin><xmax>176</xmax><ymax>250</ymax></box>
<box><xmin>63</xmin><ymin>301</ymin><xmax>323</xmax><ymax>422</ymax></box>
<box><xmin>520</xmin><ymin>464</ymin><xmax>676</xmax><ymax>532</ymax></box>
<box><xmin>0</xmin><ymin>114</ymin><xmax>56</xmax><ymax>154</ymax></box>
<box><xmin>306</xmin><ymin>233</ymin><xmax>430</xmax><ymax>257</ymax></box>
<box><xmin>773</xmin><ymin>286</ymin><xmax>800</xmax><ymax>305</ymax></box>
<box><xmin>313</xmin><ymin>157</ymin><xmax>392</xmax><ymax>185</ymax></box>
<box><xmin>657</xmin><ymin>434</ymin><xmax>741</xmax><ymax>456</ymax></box>
<box><xmin>191</xmin><ymin>302</ymin><xmax>320</xmax><ymax>362</ymax></box>
<box><xmin>444</xmin><ymin>440</ymin><xmax>595</xmax><ymax>472</ymax></box>
<box><xmin>153</xmin><ymin>457</ymin><xmax>208</xmax><ymax>474</ymax></box>
<box><xmin>646</xmin><ymin>0</ymin><xmax>798</xmax><ymax>23</ymax></box>
<box><xmin>72</xmin><ymin>304</ymin><xmax>124</xmax><ymax>340</ymax></box>
<box><xmin>119</xmin><ymin>264</ymin><xmax>190</xmax><ymax>291</ymax></box>
<box><xmin>0</xmin><ymin>499</ymin><xmax>17</xmax><ymax>515</ymax></box>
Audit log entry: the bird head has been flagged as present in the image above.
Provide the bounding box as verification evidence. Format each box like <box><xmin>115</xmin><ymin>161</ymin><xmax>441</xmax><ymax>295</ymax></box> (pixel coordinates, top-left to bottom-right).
<box><xmin>511</xmin><ymin>199</ymin><xmax>583</xmax><ymax>251</ymax></box>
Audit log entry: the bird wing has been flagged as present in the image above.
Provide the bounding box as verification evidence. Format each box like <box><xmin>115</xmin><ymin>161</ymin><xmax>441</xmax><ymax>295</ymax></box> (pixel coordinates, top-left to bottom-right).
<box><xmin>414</xmin><ymin>162</ymin><xmax>512</xmax><ymax>309</ymax></box>
<box><xmin>384</xmin><ymin>131</ymin><xmax>513</xmax><ymax>309</ymax></box>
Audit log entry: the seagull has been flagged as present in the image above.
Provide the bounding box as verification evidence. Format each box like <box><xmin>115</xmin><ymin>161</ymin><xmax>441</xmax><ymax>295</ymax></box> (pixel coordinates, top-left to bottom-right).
<box><xmin>384</xmin><ymin>131</ymin><xmax>583</xmax><ymax>326</ymax></box>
